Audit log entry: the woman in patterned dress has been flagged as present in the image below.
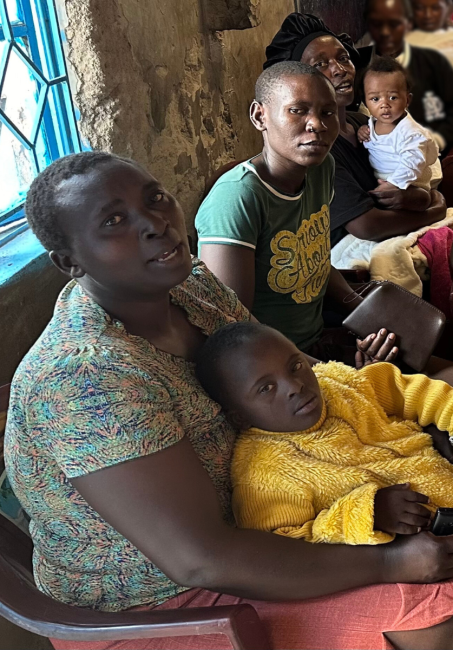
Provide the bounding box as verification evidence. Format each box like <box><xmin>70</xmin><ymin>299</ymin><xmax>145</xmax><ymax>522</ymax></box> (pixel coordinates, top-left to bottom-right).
<box><xmin>6</xmin><ymin>151</ymin><xmax>453</xmax><ymax>650</ymax></box>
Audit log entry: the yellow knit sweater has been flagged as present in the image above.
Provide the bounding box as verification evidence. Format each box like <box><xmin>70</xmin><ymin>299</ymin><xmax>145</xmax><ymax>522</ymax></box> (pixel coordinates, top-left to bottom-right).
<box><xmin>232</xmin><ymin>362</ymin><xmax>453</xmax><ymax>545</ymax></box>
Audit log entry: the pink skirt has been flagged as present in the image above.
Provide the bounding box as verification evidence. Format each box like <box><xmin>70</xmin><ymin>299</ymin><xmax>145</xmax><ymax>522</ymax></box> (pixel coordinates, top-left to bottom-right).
<box><xmin>51</xmin><ymin>581</ymin><xmax>453</xmax><ymax>650</ymax></box>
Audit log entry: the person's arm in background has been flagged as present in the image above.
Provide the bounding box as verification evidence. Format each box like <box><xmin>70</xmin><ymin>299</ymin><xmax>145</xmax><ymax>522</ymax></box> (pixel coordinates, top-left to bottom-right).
<box><xmin>325</xmin><ymin>265</ymin><xmax>363</xmax><ymax>314</ymax></box>
<box><xmin>330</xmin><ymin>152</ymin><xmax>446</xmax><ymax>245</ymax></box>
<box><xmin>346</xmin><ymin>190</ymin><xmax>446</xmax><ymax>241</ymax></box>
<box><xmin>383</xmin><ymin>129</ymin><xmax>439</xmax><ymax>192</ymax></box>
<box><xmin>199</xmin><ymin>244</ymin><xmax>255</xmax><ymax>311</ymax></box>
<box><xmin>370</xmin><ymin>182</ymin><xmax>433</xmax><ymax>211</ymax></box>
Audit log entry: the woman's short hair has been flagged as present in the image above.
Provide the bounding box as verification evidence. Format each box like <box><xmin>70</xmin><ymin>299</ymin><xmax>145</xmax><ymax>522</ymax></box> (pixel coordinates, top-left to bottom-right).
<box><xmin>25</xmin><ymin>151</ymin><xmax>135</xmax><ymax>251</ymax></box>
<box><xmin>255</xmin><ymin>61</ymin><xmax>326</xmax><ymax>105</ymax></box>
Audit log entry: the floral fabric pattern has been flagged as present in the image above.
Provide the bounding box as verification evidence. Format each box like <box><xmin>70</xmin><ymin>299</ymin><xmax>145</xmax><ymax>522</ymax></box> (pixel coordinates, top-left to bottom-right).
<box><xmin>5</xmin><ymin>259</ymin><xmax>249</xmax><ymax>611</ymax></box>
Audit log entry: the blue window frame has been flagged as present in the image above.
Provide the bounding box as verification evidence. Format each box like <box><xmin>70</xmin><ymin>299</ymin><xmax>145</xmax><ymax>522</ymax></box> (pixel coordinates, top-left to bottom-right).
<box><xmin>0</xmin><ymin>0</ymin><xmax>81</xmax><ymax>244</ymax></box>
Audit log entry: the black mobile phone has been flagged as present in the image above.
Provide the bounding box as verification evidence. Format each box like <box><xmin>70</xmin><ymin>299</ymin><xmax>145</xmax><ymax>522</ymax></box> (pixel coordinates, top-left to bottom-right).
<box><xmin>431</xmin><ymin>508</ymin><xmax>453</xmax><ymax>536</ymax></box>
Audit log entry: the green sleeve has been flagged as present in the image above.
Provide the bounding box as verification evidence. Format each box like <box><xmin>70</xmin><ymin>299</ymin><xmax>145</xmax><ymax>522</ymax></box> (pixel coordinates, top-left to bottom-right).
<box><xmin>195</xmin><ymin>175</ymin><xmax>266</xmax><ymax>252</ymax></box>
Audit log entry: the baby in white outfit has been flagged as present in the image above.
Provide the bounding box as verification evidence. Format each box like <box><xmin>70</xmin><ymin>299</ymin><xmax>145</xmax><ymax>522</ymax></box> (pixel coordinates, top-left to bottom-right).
<box><xmin>358</xmin><ymin>56</ymin><xmax>442</xmax><ymax>193</ymax></box>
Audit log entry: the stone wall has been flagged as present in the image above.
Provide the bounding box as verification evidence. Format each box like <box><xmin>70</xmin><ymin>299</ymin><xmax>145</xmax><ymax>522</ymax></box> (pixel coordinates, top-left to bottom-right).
<box><xmin>60</xmin><ymin>0</ymin><xmax>294</xmax><ymax>235</ymax></box>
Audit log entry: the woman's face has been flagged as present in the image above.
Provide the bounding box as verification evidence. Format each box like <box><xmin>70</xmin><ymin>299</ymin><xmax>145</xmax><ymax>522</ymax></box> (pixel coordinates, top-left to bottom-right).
<box><xmin>412</xmin><ymin>0</ymin><xmax>450</xmax><ymax>31</ymax></box>
<box><xmin>367</xmin><ymin>0</ymin><xmax>411</xmax><ymax>56</ymax></box>
<box><xmin>301</xmin><ymin>35</ymin><xmax>356</xmax><ymax>107</ymax></box>
<box><xmin>252</xmin><ymin>73</ymin><xmax>339</xmax><ymax>169</ymax></box>
<box><xmin>52</xmin><ymin>159</ymin><xmax>193</xmax><ymax>300</ymax></box>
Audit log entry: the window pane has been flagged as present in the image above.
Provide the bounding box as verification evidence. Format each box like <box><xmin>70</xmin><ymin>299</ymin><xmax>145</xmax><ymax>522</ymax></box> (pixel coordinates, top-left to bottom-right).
<box><xmin>0</xmin><ymin>128</ymin><xmax>34</xmax><ymax>213</ymax></box>
<box><xmin>0</xmin><ymin>0</ymin><xmax>81</xmax><ymax>225</ymax></box>
<box><xmin>1</xmin><ymin>47</ymin><xmax>43</xmax><ymax>142</ymax></box>
<box><xmin>14</xmin><ymin>35</ymin><xmax>34</xmax><ymax>60</ymax></box>
<box><xmin>5</xmin><ymin>0</ymin><xmax>20</xmax><ymax>23</ymax></box>
<box><xmin>0</xmin><ymin>40</ymin><xmax>8</xmax><ymax>63</ymax></box>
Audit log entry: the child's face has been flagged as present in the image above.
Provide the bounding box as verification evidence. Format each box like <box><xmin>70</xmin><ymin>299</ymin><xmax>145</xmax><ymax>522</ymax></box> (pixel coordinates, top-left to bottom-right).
<box><xmin>412</xmin><ymin>0</ymin><xmax>451</xmax><ymax>31</ymax></box>
<box><xmin>364</xmin><ymin>71</ymin><xmax>409</xmax><ymax>124</ymax></box>
<box><xmin>368</xmin><ymin>0</ymin><xmax>412</xmax><ymax>56</ymax></box>
<box><xmin>222</xmin><ymin>329</ymin><xmax>323</xmax><ymax>433</ymax></box>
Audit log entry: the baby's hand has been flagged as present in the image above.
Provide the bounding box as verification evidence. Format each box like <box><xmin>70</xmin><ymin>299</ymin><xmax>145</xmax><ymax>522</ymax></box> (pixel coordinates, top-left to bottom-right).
<box><xmin>374</xmin><ymin>484</ymin><xmax>431</xmax><ymax>535</ymax></box>
<box><xmin>357</xmin><ymin>125</ymin><xmax>371</xmax><ymax>142</ymax></box>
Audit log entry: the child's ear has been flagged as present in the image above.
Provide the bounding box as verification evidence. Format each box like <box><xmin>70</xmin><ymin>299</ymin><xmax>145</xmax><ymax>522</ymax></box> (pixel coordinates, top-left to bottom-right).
<box><xmin>407</xmin><ymin>92</ymin><xmax>413</xmax><ymax>107</ymax></box>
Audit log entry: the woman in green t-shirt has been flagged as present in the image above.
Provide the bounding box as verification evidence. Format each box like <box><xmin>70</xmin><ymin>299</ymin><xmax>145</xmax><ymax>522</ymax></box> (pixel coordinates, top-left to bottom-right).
<box><xmin>196</xmin><ymin>60</ymin><xmax>401</xmax><ymax>365</ymax></box>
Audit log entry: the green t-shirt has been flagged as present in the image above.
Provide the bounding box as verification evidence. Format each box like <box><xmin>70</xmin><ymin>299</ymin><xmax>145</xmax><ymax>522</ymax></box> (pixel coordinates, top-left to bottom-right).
<box><xmin>195</xmin><ymin>155</ymin><xmax>335</xmax><ymax>350</ymax></box>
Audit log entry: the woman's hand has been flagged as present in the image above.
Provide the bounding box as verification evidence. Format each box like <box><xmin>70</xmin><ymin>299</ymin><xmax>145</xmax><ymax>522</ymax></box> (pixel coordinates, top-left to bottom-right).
<box><xmin>385</xmin><ymin>531</ymin><xmax>453</xmax><ymax>584</ymax></box>
<box><xmin>357</xmin><ymin>125</ymin><xmax>371</xmax><ymax>143</ymax></box>
<box><xmin>374</xmin><ymin>484</ymin><xmax>431</xmax><ymax>535</ymax></box>
<box><xmin>424</xmin><ymin>423</ymin><xmax>453</xmax><ymax>464</ymax></box>
<box><xmin>371</xmin><ymin>180</ymin><xmax>398</xmax><ymax>193</ymax></box>
<box><xmin>369</xmin><ymin>183</ymin><xmax>432</xmax><ymax>211</ymax></box>
<box><xmin>355</xmin><ymin>329</ymin><xmax>398</xmax><ymax>369</ymax></box>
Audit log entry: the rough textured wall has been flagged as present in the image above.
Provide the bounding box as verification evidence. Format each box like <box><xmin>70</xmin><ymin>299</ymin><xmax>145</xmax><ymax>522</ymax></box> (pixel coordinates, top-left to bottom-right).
<box><xmin>61</xmin><ymin>0</ymin><xmax>293</xmax><ymax>235</ymax></box>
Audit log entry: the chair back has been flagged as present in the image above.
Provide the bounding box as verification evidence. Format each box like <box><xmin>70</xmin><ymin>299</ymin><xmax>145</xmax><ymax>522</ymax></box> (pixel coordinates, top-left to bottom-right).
<box><xmin>0</xmin><ymin>385</ymin><xmax>270</xmax><ymax>648</ymax></box>
<box><xmin>0</xmin><ymin>383</ymin><xmax>34</xmax><ymax>575</ymax></box>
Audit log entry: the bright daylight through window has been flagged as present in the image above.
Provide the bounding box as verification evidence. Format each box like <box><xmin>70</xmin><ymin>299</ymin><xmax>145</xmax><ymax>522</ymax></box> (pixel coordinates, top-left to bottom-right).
<box><xmin>0</xmin><ymin>0</ymin><xmax>80</xmax><ymax>246</ymax></box>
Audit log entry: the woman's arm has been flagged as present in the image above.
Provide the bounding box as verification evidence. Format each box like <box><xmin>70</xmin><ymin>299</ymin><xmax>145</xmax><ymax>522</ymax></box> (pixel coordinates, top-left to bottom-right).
<box><xmin>199</xmin><ymin>244</ymin><xmax>255</xmax><ymax>311</ymax></box>
<box><xmin>346</xmin><ymin>190</ymin><xmax>446</xmax><ymax>242</ymax></box>
<box><xmin>325</xmin><ymin>266</ymin><xmax>363</xmax><ymax>314</ymax></box>
<box><xmin>72</xmin><ymin>436</ymin><xmax>453</xmax><ymax>600</ymax></box>
<box><xmin>370</xmin><ymin>183</ymin><xmax>433</xmax><ymax>211</ymax></box>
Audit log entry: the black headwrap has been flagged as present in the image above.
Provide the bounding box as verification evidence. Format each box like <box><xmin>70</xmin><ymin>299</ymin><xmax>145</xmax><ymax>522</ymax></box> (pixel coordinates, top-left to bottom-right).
<box><xmin>264</xmin><ymin>13</ymin><xmax>361</xmax><ymax>70</ymax></box>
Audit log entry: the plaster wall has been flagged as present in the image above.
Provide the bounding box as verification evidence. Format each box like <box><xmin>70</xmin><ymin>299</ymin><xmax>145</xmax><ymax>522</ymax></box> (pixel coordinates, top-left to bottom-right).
<box><xmin>61</xmin><ymin>0</ymin><xmax>294</xmax><ymax>235</ymax></box>
<box><xmin>0</xmin><ymin>259</ymin><xmax>67</xmax><ymax>385</ymax></box>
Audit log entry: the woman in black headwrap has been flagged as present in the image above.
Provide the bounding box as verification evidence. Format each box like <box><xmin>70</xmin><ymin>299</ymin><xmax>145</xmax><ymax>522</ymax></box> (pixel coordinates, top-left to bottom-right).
<box><xmin>265</xmin><ymin>13</ymin><xmax>446</xmax><ymax>248</ymax></box>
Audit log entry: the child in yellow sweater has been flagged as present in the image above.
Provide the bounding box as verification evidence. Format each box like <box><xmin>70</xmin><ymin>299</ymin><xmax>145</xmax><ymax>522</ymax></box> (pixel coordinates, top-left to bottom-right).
<box><xmin>196</xmin><ymin>322</ymin><xmax>453</xmax><ymax>545</ymax></box>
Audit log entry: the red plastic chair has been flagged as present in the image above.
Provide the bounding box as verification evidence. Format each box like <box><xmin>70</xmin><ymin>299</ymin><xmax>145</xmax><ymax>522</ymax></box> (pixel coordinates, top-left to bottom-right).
<box><xmin>0</xmin><ymin>384</ymin><xmax>270</xmax><ymax>650</ymax></box>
